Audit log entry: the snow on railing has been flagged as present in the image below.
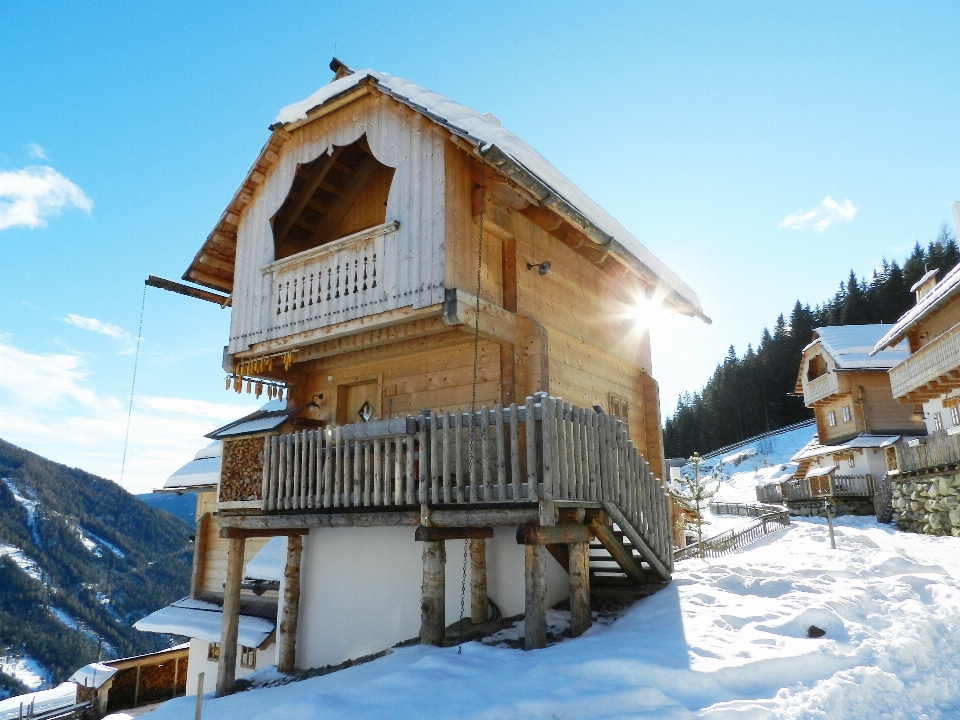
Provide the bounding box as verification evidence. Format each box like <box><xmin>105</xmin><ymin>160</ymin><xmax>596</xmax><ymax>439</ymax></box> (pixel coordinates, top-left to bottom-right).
<box><xmin>895</xmin><ymin>430</ymin><xmax>960</xmax><ymax>474</ymax></box>
<box><xmin>888</xmin><ymin>321</ymin><xmax>960</xmax><ymax>399</ymax></box>
<box><xmin>258</xmin><ymin>395</ymin><xmax>675</xmax><ymax>576</ymax></box>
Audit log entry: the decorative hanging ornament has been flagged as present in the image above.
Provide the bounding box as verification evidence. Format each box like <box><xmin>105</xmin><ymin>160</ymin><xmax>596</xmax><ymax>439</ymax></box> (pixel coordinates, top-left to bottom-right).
<box><xmin>255</xmin><ymin>381</ymin><xmax>263</xmax><ymax>398</ymax></box>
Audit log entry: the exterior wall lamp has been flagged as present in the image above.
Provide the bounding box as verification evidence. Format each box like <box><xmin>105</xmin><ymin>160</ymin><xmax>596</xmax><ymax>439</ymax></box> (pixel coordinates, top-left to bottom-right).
<box><xmin>527</xmin><ymin>261</ymin><xmax>551</xmax><ymax>276</ymax></box>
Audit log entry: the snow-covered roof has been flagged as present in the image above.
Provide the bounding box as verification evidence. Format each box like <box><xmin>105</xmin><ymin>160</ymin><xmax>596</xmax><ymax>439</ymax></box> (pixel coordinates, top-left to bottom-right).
<box><xmin>873</xmin><ymin>262</ymin><xmax>960</xmax><ymax>354</ymax></box>
<box><xmin>791</xmin><ymin>434</ymin><xmax>901</xmax><ymax>462</ymax></box>
<box><xmin>805</xmin><ymin>466</ymin><xmax>837</xmax><ymax>479</ymax></box>
<box><xmin>206</xmin><ymin>400</ymin><xmax>295</xmax><ymax>439</ymax></box>
<box><xmin>68</xmin><ymin>663</ymin><xmax>117</xmax><ymax>690</ymax></box>
<box><xmin>162</xmin><ymin>441</ymin><xmax>221</xmax><ymax>491</ymax></box>
<box><xmin>0</xmin><ymin>684</ymin><xmax>77</xmax><ymax>720</ymax></box>
<box><xmin>245</xmin><ymin>536</ymin><xmax>283</xmax><ymax>583</ymax></box>
<box><xmin>134</xmin><ymin>598</ymin><xmax>274</xmax><ymax>649</ymax></box>
<box><xmin>910</xmin><ymin>268</ymin><xmax>939</xmax><ymax>293</ymax></box>
<box><xmin>271</xmin><ymin>67</ymin><xmax>707</xmax><ymax>323</ymax></box>
<box><xmin>806</xmin><ymin>325</ymin><xmax>909</xmax><ymax>370</ymax></box>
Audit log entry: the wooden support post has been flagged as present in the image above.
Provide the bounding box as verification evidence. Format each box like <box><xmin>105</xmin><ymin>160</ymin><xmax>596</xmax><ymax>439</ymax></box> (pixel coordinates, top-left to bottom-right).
<box><xmin>133</xmin><ymin>665</ymin><xmax>140</xmax><ymax>707</ymax></box>
<box><xmin>470</xmin><ymin>538</ymin><xmax>488</xmax><ymax>624</ymax></box>
<box><xmin>524</xmin><ymin>544</ymin><xmax>547</xmax><ymax>650</ymax></box>
<box><xmin>194</xmin><ymin>672</ymin><xmax>204</xmax><ymax>720</ymax></box>
<box><xmin>568</xmin><ymin>540</ymin><xmax>591</xmax><ymax>637</ymax></box>
<box><xmin>216</xmin><ymin>536</ymin><xmax>245</xmax><ymax>697</ymax></box>
<box><xmin>420</xmin><ymin>541</ymin><xmax>446</xmax><ymax>645</ymax></box>
<box><xmin>277</xmin><ymin>535</ymin><xmax>303</xmax><ymax>673</ymax></box>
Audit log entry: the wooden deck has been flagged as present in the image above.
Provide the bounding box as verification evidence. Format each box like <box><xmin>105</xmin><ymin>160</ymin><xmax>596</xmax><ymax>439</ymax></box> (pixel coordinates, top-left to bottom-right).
<box><xmin>889</xmin><ymin>321</ymin><xmax>960</xmax><ymax>401</ymax></box>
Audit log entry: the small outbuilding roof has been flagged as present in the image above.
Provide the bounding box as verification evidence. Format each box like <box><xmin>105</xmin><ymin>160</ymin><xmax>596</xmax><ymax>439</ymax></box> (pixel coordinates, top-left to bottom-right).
<box><xmin>134</xmin><ymin>598</ymin><xmax>274</xmax><ymax>649</ymax></box>
<box><xmin>161</xmin><ymin>442</ymin><xmax>221</xmax><ymax>491</ymax></box>
<box><xmin>206</xmin><ymin>400</ymin><xmax>295</xmax><ymax>440</ymax></box>
<box><xmin>791</xmin><ymin>433</ymin><xmax>901</xmax><ymax>462</ymax></box>
<box><xmin>68</xmin><ymin>663</ymin><xmax>116</xmax><ymax>690</ymax></box>
<box><xmin>873</xmin><ymin>262</ymin><xmax>960</xmax><ymax>354</ymax></box>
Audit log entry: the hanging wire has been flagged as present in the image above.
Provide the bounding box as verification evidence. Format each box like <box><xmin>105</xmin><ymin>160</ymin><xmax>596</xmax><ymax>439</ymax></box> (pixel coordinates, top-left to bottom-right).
<box><xmin>92</xmin><ymin>283</ymin><xmax>147</xmax><ymax>685</ymax></box>
<box><xmin>458</xmin><ymin>162</ymin><xmax>486</xmax><ymax>655</ymax></box>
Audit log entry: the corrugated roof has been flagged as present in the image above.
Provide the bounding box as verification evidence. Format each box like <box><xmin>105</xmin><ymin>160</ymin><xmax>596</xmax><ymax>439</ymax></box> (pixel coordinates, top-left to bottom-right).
<box><xmin>873</xmin><ymin>261</ymin><xmax>960</xmax><ymax>353</ymax></box>
<box><xmin>807</xmin><ymin>325</ymin><xmax>909</xmax><ymax>370</ymax></box>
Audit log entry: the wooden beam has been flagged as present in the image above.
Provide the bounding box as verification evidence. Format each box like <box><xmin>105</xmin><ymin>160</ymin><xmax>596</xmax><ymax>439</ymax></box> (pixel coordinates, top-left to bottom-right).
<box><xmin>277</xmin><ymin>536</ymin><xmax>303</xmax><ymax>673</ymax></box>
<box><xmin>568</xmin><ymin>540</ymin><xmax>591</xmax><ymax>637</ymax></box>
<box><xmin>524</xmin><ymin>544</ymin><xmax>547</xmax><ymax>650</ymax></box>
<box><xmin>587</xmin><ymin>518</ymin><xmax>645</xmax><ymax>585</ymax></box>
<box><xmin>544</xmin><ymin>543</ymin><xmax>569</xmax><ymax>569</ymax></box>
<box><xmin>216</xmin><ymin>536</ymin><xmax>245</xmax><ymax>697</ymax></box>
<box><xmin>216</xmin><ymin>506</ymin><xmax>540</xmax><ymax>532</ymax></box>
<box><xmin>420</xmin><ymin>540</ymin><xmax>446</xmax><ymax>646</ymax></box>
<box><xmin>516</xmin><ymin>522</ymin><xmax>593</xmax><ymax>546</ymax></box>
<box><xmin>190</xmin><ymin>512</ymin><xmax>209</xmax><ymax>599</ymax></box>
<box><xmin>146</xmin><ymin>275</ymin><xmax>231</xmax><ymax>306</ymax></box>
<box><xmin>470</xmin><ymin>538</ymin><xmax>488</xmax><ymax>624</ymax></box>
<box><xmin>274</xmin><ymin>147</ymin><xmax>345</xmax><ymax>245</ymax></box>
<box><xmin>415</xmin><ymin>526</ymin><xmax>493</xmax><ymax>541</ymax></box>
<box><xmin>219</xmin><ymin>527</ymin><xmax>309</xmax><ymax>539</ymax></box>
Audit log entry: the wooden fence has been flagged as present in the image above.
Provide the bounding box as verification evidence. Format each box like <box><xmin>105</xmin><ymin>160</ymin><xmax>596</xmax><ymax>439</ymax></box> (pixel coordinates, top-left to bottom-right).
<box><xmin>710</xmin><ymin>501</ymin><xmax>785</xmax><ymax>517</ymax></box>
<box><xmin>674</xmin><ymin>509</ymin><xmax>791</xmax><ymax>561</ymax></box>
<box><xmin>755</xmin><ymin>483</ymin><xmax>784</xmax><ymax>504</ymax></box>
<box><xmin>895</xmin><ymin>430</ymin><xmax>960</xmax><ymax>474</ymax></box>
<box><xmin>259</xmin><ymin>394</ymin><xmax>674</xmax><ymax>574</ymax></box>
<box><xmin>780</xmin><ymin>474</ymin><xmax>874</xmax><ymax>502</ymax></box>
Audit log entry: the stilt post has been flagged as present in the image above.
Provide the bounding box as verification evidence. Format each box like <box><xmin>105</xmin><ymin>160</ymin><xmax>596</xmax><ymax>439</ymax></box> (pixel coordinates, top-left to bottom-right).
<box><xmin>277</xmin><ymin>534</ymin><xmax>303</xmax><ymax>673</ymax></box>
<box><xmin>568</xmin><ymin>540</ymin><xmax>591</xmax><ymax>636</ymax></box>
<box><xmin>420</xmin><ymin>540</ymin><xmax>446</xmax><ymax>645</ymax></box>
<box><xmin>469</xmin><ymin>538</ymin><xmax>488</xmax><ymax>624</ymax></box>
<box><xmin>524</xmin><ymin>544</ymin><xmax>547</xmax><ymax>649</ymax></box>
<box><xmin>216</xmin><ymin>536</ymin><xmax>245</xmax><ymax>697</ymax></box>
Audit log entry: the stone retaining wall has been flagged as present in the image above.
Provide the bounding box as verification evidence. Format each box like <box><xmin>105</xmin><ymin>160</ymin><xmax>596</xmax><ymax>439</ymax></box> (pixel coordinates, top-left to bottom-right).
<box><xmin>892</xmin><ymin>473</ymin><xmax>960</xmax><ymax>537</ymax></box>
<box><xmin>785</xmin><ymin>498</ymin><xmax>875</xmax><ymax>518</ymax></box>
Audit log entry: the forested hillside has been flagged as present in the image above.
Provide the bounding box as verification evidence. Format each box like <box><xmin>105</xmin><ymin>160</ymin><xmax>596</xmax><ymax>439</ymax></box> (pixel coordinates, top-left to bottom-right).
<box><xmin>664</xmin><ymin>223</ymin><xmax>959</xmax><ymax>459</ymax></box>
<box><xmin>0</xmin><ymin>440</ymin><xmax>192</xmax><ymax>693</ymax></box>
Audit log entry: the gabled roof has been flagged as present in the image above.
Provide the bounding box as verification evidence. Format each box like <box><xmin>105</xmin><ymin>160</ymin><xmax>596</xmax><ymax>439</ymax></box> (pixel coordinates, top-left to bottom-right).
<box><xmin>873</xmin><ymin>261</ymin><xmax>960</xmax><ymax>354</ymax></box>
<box><xmin>790</xmin><ymin>433</ymin><xmax>901</xmax><ymax>462</ymax></box>
<box><xmin>185</xmin><ymin>61</ymin><xmax>708</xmax><ymax>323</ymax></box>
<box><xmin>805</xmin><ymin>325</ymin><xmax>909</xmax><ymax>370</ymax></box>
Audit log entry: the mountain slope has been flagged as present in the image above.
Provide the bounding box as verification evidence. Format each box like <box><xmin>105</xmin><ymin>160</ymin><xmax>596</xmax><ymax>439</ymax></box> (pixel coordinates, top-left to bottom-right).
<box><xmin>0</xmin><ymin>439</ymin><xmax>193</xmax><ymax>692</ymax></box>
<box><xmin>136</xmin><ymin>492</ymin><xmax>197</xmax><ymax>526</ymax></box>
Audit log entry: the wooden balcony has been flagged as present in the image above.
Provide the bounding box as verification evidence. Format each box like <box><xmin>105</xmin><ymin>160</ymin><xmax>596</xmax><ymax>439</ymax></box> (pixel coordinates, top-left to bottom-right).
<box><xmin>217</xmin><ymin>395</ymin><xmax>675</xmax><ymax>580</ymax></box>
<box><xmin>888</xmin><ymin>322</ymin><xmax>960</xmax><ymax>401</ymax></box>
<box><xmin>894</xmin><ymin>430</ymin><xmax>960</xmax><ymax>475</ymax></box>
<box><xmin>804</xmin><ymin>371</ymin><xmax>840</xmax><ymax>405</ymax></box>
<box><xmin>780</xmin><ymin>474</ymin><xmax>874</xmax><ymax>502</ymax></box>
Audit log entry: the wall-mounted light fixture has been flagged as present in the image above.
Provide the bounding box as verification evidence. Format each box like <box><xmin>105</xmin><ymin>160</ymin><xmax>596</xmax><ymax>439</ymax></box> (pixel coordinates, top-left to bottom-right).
<box><xmin>526</xmin><ymin>260</ymin><xmax>551</xmax><ymax>276</ymax></box>
<box><xmin>307</xmin><ymin>394</ymin><xmax>324</xmax><ymax>415</ymax></box>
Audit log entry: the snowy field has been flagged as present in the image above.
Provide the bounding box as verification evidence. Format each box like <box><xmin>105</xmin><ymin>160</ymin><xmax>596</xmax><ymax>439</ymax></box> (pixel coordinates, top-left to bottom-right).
<box><xmin>147</xmin><ymin>516</ymin><xmax>960</xmax><ymax>720</ymax></box>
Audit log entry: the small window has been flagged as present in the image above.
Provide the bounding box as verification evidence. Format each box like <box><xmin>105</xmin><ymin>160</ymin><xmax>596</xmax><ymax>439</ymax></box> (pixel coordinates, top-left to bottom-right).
<box><xmin>933</xmin><ymin>412</ymin><xmax>943</xmax><ymax>431</ymax></box>
<box><xmin>207</xmin><ymin>642</ymin><xmax>220</xmax><ymax>661</ymax></box>
<box><xmin>827</xmin><ymin>411</ymin><xmax>836</xmax><ymax>427</ymax></box>
<box><xmin>609</xmin><ymin>394</ymin><xmax>629</xmax><ymax>435</ymax></box>
<box><xmin>950</xmin><ymin>406</ymin><xmax>959</xmax><ymax>427</ymax></box>
<box><xmin>841</xmin><ymin>406</ymin><xmax>851</xmax><ymax>423</ymax></box>
<box><xmin>240</xmin><ymin>646</ymin><xmax>257</xmax><ymax>669</ymax></box>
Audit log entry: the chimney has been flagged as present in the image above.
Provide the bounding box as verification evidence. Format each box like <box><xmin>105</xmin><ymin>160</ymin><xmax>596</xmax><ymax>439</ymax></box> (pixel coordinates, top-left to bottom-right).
<box><xmin>329</xmin><ymin>57</ymin><xmax>354</xmax><ymax>82</ymax></box>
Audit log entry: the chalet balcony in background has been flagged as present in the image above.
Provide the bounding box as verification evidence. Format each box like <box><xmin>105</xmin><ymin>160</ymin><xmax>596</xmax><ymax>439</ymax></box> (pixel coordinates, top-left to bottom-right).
<box><xmin>804</xmin><ymin>371</ymin><xmax>840</xmax><ymax>405</ymax></box>
<box><xmin>888</xmin><ymin>322</ymin><xmax>960</xmax><ymax>401</ymax></box>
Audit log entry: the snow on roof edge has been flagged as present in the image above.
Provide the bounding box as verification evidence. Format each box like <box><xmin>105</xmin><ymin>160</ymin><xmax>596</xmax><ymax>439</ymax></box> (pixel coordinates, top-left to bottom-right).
<box><xmin>873</xmin><ymin>261</ymin><xmax>960</xmax><ymax>354</ymax></box>
<box><xmin>273</xmin><ymin>69</ymin><xmax>707</xmax><ymax>322</ymax></box>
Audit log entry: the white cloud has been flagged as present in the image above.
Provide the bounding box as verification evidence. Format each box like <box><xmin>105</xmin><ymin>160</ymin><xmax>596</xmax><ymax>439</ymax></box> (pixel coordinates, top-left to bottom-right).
<box><xmin>779</xmin><ymin>196</ymin><xmax>858</xmax><ymax>232</ymax></box>
<box><xmin>0</xmin><ymin>340</ymin><xmax>259</xmax><ymax>494</ymax></box>
<box><xmin>0</xmin><ymin>165</ymin><xmax>92</xmax><ymax>231</ymax></box>
<box><xmin>27</xmin><ymin>143</ymin><xmax>48</xmax><ymax>160</ymax></box>
<box><xmin>64</xmin><ymin>313</ymin><xmax>129</xmax><ymax>340</ymax></box>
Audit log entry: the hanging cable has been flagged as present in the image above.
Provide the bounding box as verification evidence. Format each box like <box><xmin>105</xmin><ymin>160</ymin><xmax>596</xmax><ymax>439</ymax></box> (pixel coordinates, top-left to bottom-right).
<box><xmin>92</xmin><ymin>283</ymin><xmax>147</xmax><ymax>685</ymax></box>
<box><xmin>458</xmin><ymin>162</ymin><xmax>486</xmax><ymax>654</ymax></box>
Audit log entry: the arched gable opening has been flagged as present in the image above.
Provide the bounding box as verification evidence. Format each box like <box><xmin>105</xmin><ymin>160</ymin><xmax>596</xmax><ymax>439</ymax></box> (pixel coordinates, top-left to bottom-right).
<box><xmin>807</xmin><ymin>353</ymin><xmax>827</xmax><ymax>382</ymax></box>
<box><xmin>271</xmin><ymin>135</ymin><xmax>396</xmax><ymax>261</ymax></box>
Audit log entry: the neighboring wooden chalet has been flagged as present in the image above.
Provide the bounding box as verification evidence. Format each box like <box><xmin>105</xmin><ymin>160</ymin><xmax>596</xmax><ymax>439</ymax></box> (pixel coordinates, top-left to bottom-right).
<box><xmin>141</xmin><ymin>59</ymin><xmax>707</xmax><ymax>697</ymax></box>
<box><xmin>761</xmin><ymin>325</ymin><xmax>925</xmax><ymax>515</ymax></box>
<box><xmin>872</xmin><ymin>203</ymin><xmax>960</xmax><ymax>536</ymax></box>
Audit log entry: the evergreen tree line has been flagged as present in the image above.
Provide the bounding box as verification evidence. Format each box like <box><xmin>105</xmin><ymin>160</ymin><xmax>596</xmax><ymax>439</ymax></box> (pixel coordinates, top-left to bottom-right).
<box><xmin>663</xmin><ymin>223</ymin><xmax>959</xmax><ymax>459</ymax></box>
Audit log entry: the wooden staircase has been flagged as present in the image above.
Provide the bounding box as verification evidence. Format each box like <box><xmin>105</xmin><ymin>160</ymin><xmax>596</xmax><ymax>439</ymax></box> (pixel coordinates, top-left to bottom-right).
<box><xmin>589</xmin><ymin>524</ymin><xmax>663</xmax><ymax>587</ymax></box>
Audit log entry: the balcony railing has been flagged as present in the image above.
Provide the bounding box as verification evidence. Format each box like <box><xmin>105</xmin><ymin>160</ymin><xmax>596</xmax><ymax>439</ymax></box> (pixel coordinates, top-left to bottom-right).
<box><xmin>780</xmin><ymin>473</ymin><xmax>874</xmax><ymax>502</ymax></box>
<box><xmin>894</xmin><ymin>430</ymin><xmax>960</xmax><ymax>474</ymax></box>
<box><xmin>253</xmin><ymin>395</ymin><xmax>675</xmax><ymax>576</ymax></box>
<box><xmin>889</xmin><ymin>322</ymin><xmax>960</xmax><ymax>399</ymax></box>
<box><xmin>804</xmin><ymin>371</ymin><xmax>840</xmax><ymax>405</ymax></box>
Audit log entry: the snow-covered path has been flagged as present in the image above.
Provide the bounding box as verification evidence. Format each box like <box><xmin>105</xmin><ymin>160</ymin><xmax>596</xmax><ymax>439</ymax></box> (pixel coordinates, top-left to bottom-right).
<box><xmin>149</xmin><ymin>518</ymin><xmax>960</xmax><ymax>719</ymax></box>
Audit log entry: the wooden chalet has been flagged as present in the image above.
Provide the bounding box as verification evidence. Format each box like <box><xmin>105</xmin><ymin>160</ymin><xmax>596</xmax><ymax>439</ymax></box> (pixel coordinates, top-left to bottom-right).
<box><xmin>145</xmin><ymin>59</ymin><xmax>708</xmax><ymax>697</ymax></box>
<box><xmin>769</xmin><ymin>324</ymin><xmax>926</xmax><ymax>515</ymax></box>
<box><xmin>872</xmin><ymin>202</ymin><xmax>960</xmax><ymax>535</ymax></box>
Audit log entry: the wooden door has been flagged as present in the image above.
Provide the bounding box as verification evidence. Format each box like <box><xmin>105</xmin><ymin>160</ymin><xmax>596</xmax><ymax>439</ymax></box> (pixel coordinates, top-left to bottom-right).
<box><xmin>336</xmin><ymin>380</ymin><xmax>380</xmax><ymax>425</ymax></box>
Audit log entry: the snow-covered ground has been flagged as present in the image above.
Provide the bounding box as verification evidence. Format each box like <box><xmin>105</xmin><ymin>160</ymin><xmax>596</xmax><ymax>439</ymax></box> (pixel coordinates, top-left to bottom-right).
<box><xmin>145</xmin><ymin>516</ymin><xmax>960</xmax><ymax>719</ymax></box>
<box><xmin>678</xmin><ymin>424</ymin><xmax>817</xmax><ymax>508</ymax></box>
<box><xmin>0</xmin><ymin>656</ymin><xmax>47</xmax><ymax>691</ymax></box>
<box><xmin>0</xmin><ymin>543</ymin><xmax>43</xmax><ymax>582</ymax></box>
<box><xmin>2</xmin><ymin>478</ymin><xmax>41</xmax><ymax>547</ymax></box>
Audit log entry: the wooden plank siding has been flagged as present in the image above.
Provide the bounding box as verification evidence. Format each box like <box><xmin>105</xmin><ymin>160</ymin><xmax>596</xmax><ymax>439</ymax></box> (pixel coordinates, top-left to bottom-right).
<box><xmin>194</xmin><ymin>493</ymin><xmax>269</xmax><ymax>597</ymax></box>
<box><xmin>228</xmin><ymin>94</ymin><xmax>446</xmax><ymax>355</ymax></box>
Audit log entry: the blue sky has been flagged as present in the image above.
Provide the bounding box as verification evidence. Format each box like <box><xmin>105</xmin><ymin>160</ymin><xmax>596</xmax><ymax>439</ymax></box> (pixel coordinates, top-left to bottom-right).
<box><xmin>1</xmin><ymin>1</ymin><xmax>958</xmax><ymax>493</ymax></box>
